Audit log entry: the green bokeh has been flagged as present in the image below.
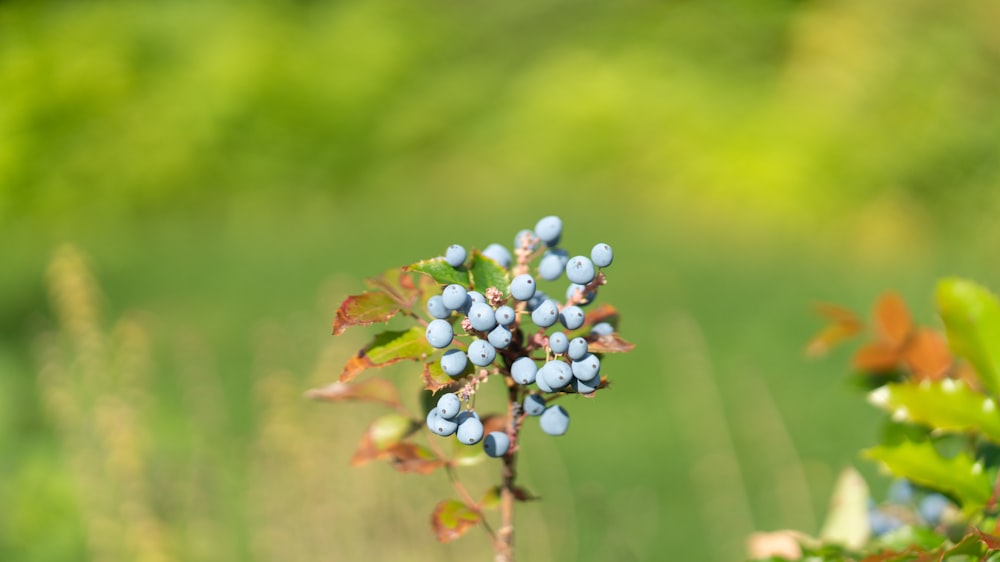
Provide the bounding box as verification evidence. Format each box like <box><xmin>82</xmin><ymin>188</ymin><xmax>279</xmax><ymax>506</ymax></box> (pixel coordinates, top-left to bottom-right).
<box><xmin>2</xmin><ymin>0</ymin><xmax>1000</xmax><ymax>560</ymax></box>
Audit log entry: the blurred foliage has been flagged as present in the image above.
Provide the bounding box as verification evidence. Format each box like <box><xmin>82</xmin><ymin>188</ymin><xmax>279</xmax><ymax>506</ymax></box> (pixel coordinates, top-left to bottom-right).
<box><xmin>2</xmin><ymin>0</ymin><xmax>1000</xmax><ymax>560</ymax></box>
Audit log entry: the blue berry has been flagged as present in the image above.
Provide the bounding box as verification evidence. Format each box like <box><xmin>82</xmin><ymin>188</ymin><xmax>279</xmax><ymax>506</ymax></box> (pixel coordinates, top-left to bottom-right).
<box><xmin>534</xmin><ymin>368</ymin><xmax>555</xmax><ymax>392</ymax></box>
<box><xmin>426</xmin><ymin>408</ymin><xmax>457</xmax><ymax>436</ymax></box>
<box><xmin>565</xmin><ymin>283</ymin><xmax>595</xmax><ymax>305</ymax></box>
<box><xmin>919</xmin><ymin>494</ymin><xmax>950</xmax><ymax>526</ymax></box>
<box><xmin>568</xmin><ymin>337</ymin><xmax>588</xmax><ymax>361</ymax></box>
<box><xmin>467</xmin><ymin>302</ymin><xmax>497</xmax><ymax>332</ymax></box>
<box><xmin>511</xmin><ymin>357</ymin><xmax>538</xmax><ymax>385</ymax></box>
<box><xmin>445</xmin><ymin>244</ymin><xmax>467</xmax><ymax>267</ymax></box>
<box><xmin>869</xmin><ymin>509</ymin><xmax>902</xmax><ymax>537</ymax></box>
<box><xmin>571</xmin><ymin>374</ymin><xmax>600</xmax><ymax>394</ymax></box>
<box><xmin>566</xmin><ymin>255</ymin><xmax>596</xmax><ymax>285</ymax></box>
<box><xmin>571</xmin><ymin>353</ymin><xmax>601</xmax><ymax>380</ymax></box>
<box><xmin>456</xmin><ymin>416</ymin><xmax>485</xmax><ymax>445</ymax></box>
<box><xmin>590</xmin><ymin>243</ymin><xmax>613</xmax><ymax>268</ymax></box>
<box><xmin>483</xmin><ymin>431</ymin><xmax>510</xmax><ymax>457</ymax></box>
<box><xmin>440</xmin><ymin>349</ymin><xmax>468</xmax><ymax>377</ymax></box>
<box><xmin>887</xmin><ymin>479</ymin><xmax>914</xmax><ymax>505</ymax></box>
<box><xmin>427</xmin><ymin>295</ymin><xmax>450</xmax><ymax>319</ymax></box>
<box><xmin>488</xmin><ymin>325</ymin><xmax>512</xmax><ymax>349</ymax></box>
<box><xmin>442</xmin><ymin>284</ymin><xmax>469</xmax><ymax>310</ymax></box>
<box><xmin>523</xmin><ymin>394</ymin><xmax>546</xmax><ymax>416</ymax></box>
<box><xmin>461</xmin><ymin>291</ymin><xmax>485</xmax><ymax>315</ymax></box>
<box><xmin>539</xmin><ymin>360</ymin><xmax>572</xmax><ymax>390</ymax></box>
<box><xmin>540</xmin><ymin>405</ymin><xmax>570</xmax><ymax>436</ymax></box>
<box><xmin>436</xmin><ymin>393</ymin><xmax>462</xmax><ymax>419</ymax></box>
<box><xmin>548</xmin><ymin>331</ymin><xmax>569</xmax><ymax>354</ymax></box>
<box><xmin>509</xmin><ymin>274</ymin><xmax>537</xmax><ymax>301</ymax></box>
<box><xmin>591</xmin><ymin>322</ymin><xmax>614</xmax><ymax>336</ymax></box>
<box><xmin>467</xmin><ymin>339</ymin><xmax>497</xmax><ymax>366</ymax></box>
<box><xmin>559</xmin><ymin>305</ymin><xmax>585</xmax><ymax>330</ymax></box>
<box><xmin>495</xmin><ymin>305</ymin><xmax>517</xmax><ymax>326</ymax></box>
<box><xmin>538</xmin><ymin>249</ymin><xmax>568</xmax><ymax>281</ymax></box>
<box><xmin>425</xmin><ymin>319</ymin><xmax>454</xmax><ymax>348</ymax></box>
<box><xmin>482</xmin><ymin>244</ymin><xmax>512</xmax><ymax>269</ymax></box>
<box><xmin>525</xmin><ymin>291</ymin><xmax>549</xmax><ymax>312</ymax></box>
<box><xmin>530</xmin><ymin>299</ymin><xmax>559</xmax><ymax>328</ymax></box>
<box><xmin>534</xmin><ymin>216</ymin><xmax>562</xmax><ymax>246</ymax></box>
<box><xmin>514</xmin><ymin>229</ymin><xmax>539</xmax><ymax>251</ymax></box>
<box><xmin>455</xmin><ymin>410</ymin><xmax>480</xmax><ymax>425</ymax></box>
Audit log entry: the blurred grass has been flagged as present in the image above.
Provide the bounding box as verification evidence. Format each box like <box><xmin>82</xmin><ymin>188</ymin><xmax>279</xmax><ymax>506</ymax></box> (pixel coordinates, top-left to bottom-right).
<box><xmin>2</xmin><ymin>0</ymin><xmax>1000</xmax><ymax>560</ymax></box>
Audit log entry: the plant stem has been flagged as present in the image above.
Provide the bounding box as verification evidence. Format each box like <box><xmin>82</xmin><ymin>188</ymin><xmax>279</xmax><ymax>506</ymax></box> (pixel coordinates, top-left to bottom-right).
<box><xmin>494</xmin><ymin>382</ymin><xmax>519</xmax><ymax>562</ymax></box>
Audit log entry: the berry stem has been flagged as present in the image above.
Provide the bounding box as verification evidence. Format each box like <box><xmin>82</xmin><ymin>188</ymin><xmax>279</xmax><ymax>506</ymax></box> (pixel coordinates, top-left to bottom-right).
<box><xmin>494</xmin><ymin>378</ymin><xmax>519</xmax><ymax>562</ymax></box>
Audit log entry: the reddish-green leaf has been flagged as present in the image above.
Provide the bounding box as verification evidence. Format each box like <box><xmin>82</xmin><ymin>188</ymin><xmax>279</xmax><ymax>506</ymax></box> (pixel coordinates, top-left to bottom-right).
<box><xmin>332</xmin><ymin>291</ymin><xmax>400</xmax><ymax>335</ymax></box>
<box><xmin>404</xmin><ymin>258</ymin><xmax>470</xmax><ymax>287</ymax></box>
<box><xmin>422</xmin><ymin>359</ymin><xmax>460</xmax><ymax>393</ymax></box>
<box><xmin>351</xmin><ymin>413</ymin><xmax>418</xmax><ymax>466</ymax></box>
<box><xmin>364</xmin><ymin>267</ymin><xmax>424</xmax><ymax>310</ymax></box>
<box><xmin>305</xmin><ymin>378</ymin><xmax>401</xmax><ymax>408</ymax></box>
<box><xmin>975</xmin><ymin>528</ymin><xmax>1000</xmax><ymax>550</ymax></box>
<box><xmin>431</xmin><ymin>499</ymin><xmax>482</xmax><ymax>543</ymax></box>
<box><xmin>384</xmin><ymin>442</ymin><xmax>446</xmax><ymax>474</ymax></box>
<box><xmin>588</xmin><ymin>335</ymin><xmax>635</xmax><ymax>354</ymax></box>
<box><xmin>469</xmin><ymin>250</ymin><xmax>509</xmax><ymax>294</ymax></box>
<box><xmin>339</xmin><ymin>327</ymin><xmax>434</xmax><ymax>382</ymax></box>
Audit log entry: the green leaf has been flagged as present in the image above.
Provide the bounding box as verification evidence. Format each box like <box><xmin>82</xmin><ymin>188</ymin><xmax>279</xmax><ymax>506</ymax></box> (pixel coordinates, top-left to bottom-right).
<box><xmin>818</xmin><ymin>467</ymin><xmax>870</xmax><ymax>550</ymax></box>
<box><xmin>937</xmin><ymin>278</ymin><xmax>1000</xmax><ymax>396</ymax></box>
<box><xmin>469</xmin><ymin>250</ymin><xmax>509</xmax><ymax>294</ymax></box>
<box><xmin>351</xmin><ymin>412</ymin><xmax>419</xmax><ymax>466</ymax></box>
<box><xmin>865</xmin><ymin>440</ymin><xmax>992</xmax><ymax>510</ymax></box>
<box><xmin>430</xmin><ymin>499</ymin><xmax>481</xmax><ymax>543</ymax></box>
<box><xmin>867</xmin><ymin>380</ymin><xmax>1000</xmax><ymax>443</ymax></box>
<box><xmin>339</xmin><ymin>327</ymin><xmax>435</xmax><ymax>382</ymax></box>
<box><xmin>332</xmin><ymin>291</ymin><xmax>401</xmax><ymax>335</ymax></box>
<box><xmin>404</xmin><ymin>258</ymin><xmax>470</xmax><ymax>287</ymax></box>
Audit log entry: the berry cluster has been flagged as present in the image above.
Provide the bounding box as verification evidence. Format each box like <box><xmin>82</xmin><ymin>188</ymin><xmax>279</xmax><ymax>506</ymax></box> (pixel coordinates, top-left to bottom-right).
<box><xmin>422</xmin><ymin>215</ymin><xmax>616</xmax><ymax>456</ymax></box>
<box><xmin>868</xmin><ymin>478</ymin><xmax>955</xmax><ymax>537</ymax></box>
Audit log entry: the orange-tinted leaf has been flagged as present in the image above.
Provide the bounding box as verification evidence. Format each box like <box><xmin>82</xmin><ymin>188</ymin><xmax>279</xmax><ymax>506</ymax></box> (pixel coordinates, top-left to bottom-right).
<box><xmin>332</xmin><ymin>291</ymin><xmax>400</xmax><ymax>335</ymax></box>
<box><xmin>874</xmin><ymin>292</ymin><xmax>913</xmax><ymax>347</ymax></box>
<box><xmin>385</xmin><ymin>442</ymin><xmax>445</xmax><ymax>474</ymax></box>
<box><xmin>431</xmin><ymin>500</ymin><xmax>481</xmax><ymax>543</ymax></box>
<box><xmin>339</xmin><ymin>327</ymin><xmax>434</xmax><ymax>382</ymax></box>
<box><xmin>853</xmin><ymin>341</ymin><xmax>902</xmax><ymax>373</ymax></box>
<box><xmin>902</xmin><ymin>329</ymin><xmax>952</xmax><ymax>381</ymax></box>
<box><xmin>976</xmin><ymin>528</ymin><xmax>1000</xmax><ymax>550</ymax></box>
<box><xmin>806</xmin><ymin>302</ymin><xmax>863</xmax><ymax>356</ymax></box>
<box><xmin>305</xmin><ymin>378</ymin><xmax>401</xmax><ymax>408</ymax></box>
<box><xmin>365</xmin><ymin>267</ymin><xmax>424</xmax><ymax>310</ymax></box>
<box><xmin>422</xmin><ymin>360</ymin><xmax>461</xmax><ymax>393</ymax></box>
<box><xmin>351</xmin><ymin>413</ymin><xmax>418</xmax><ymax>466</ymax></box>
<box><xmin>588</xmin><ymin>334</ymin><xmax>635</xmax><ymax>354</ymax></box>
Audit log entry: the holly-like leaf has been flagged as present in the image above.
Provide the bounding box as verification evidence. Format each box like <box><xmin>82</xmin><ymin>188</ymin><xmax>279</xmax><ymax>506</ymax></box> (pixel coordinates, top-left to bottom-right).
<box><xmin>351</xmin><ymin>413</ymin><xmax>419</xmax><ymax>466</ymax></box>
<box><xmin>937</xmin><ymin>278</ymin><xmax>1000</xmax><ymax>397</ymax></box>
<box><xmin>469</xmin><ymin>250</ymin><xmax>509</xmax><ymax>294</ymax></box>
<box><xmin>421</xmin><ymin>359</ymin><xmax>464</xmax><ymax>393</ymax></box>
<box><xmin>339</xmin><ymin>327</ymin><xmax>434</xmax><ymax>382</ymax></box>
<box><xmin>384</xmin><ymin>442</ymin><xmax>445</xmax><ymax>474</ymax></box>
<box><xmin>332</xmin><ymin>291</ymin><xmax>400</xmax><ymax>336</ymax></box>
<box><xmin>305</xmin><ymin>378</ymin><xmax>401</xmax><ymax>408</ymax></box>
<box><xmin>404</xmin><ymin>258</ymin><xmax>470</xmax><ymax>287</ymax></box>
<box><xmin>431</xmin><ymin>499</ymin><xmax>482</xmax><ymax>543</ymax></box>
<box><xmin>867</xmin><ymin>381</ymin><xmax>1000</xmax><ymax>443</ymax></box>
<box><xmin>865</xmin><ymin>440</ymin><xmax>992</xmax><ymax>510</ymax></box>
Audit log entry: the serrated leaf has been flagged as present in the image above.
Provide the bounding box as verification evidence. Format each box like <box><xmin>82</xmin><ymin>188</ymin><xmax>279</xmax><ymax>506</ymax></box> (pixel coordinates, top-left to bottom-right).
<box><xmin>867</xmin><ymin>381</ymin><xmax>1000</xmax><ymax>443</ymax></box>
<box><xmin>865</xmin><ymin>440</ymin><xmax>992</xmax><ymax>509</ymax></box>
<box><xmin>339</xmin><ymin>327</ymin><xmax>434</xmax><ymax>382</ymax></box>
<box><xmin>332</xmin><ymin>291</ymin><xmax>400</xmax><ymax>335</ymax></box>
<box><xmin>421</xmin><ymin>359</ymin><xmax>464</xmax><ymax>393</ymax></box>
<box><xmin>937</xmin><ymin>278</ymin><xmax>1000</xmax><ymax>397</ymax></box>
<box><xmin>404</xmin><ymin>258</ymin><xmax>470</xmax><ymax>287</ymax></box>
<box><xmin>384</xmin><ymin>442</ymin><xmax>446</xmax><ymax>474</ymax></box>
<box><xmin>351</xmin><ymin>413</ymin><xmax>419</xmax><ymax>466</ymax></box>
<box><xmin>305</xmin><ymin>378</ymin><xmax>401</xmax><ymax>408</ymax></box>
<box><xmin>469</xmin><ymin>250</ymin><xmax>509</xmax><ymax>293</ymax></box>
<box><xmin>431</xmin><ymin>499</ymin><xmax>481</xmax><ymax>543</ymax></box>
<box><xmin>819</xmin><ymin>467</ymin><xmax>870</xmax><ymax>550</ymax></box>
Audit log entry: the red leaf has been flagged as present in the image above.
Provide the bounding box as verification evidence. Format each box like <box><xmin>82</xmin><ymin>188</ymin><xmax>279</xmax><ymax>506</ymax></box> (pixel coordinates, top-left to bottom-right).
<box><xmin>852</xmin><ymin>341</ymin><xmax>901</xmax><ymax>373</ymax></box>
<box><xmin>339</xmin><ymin>327</ymin><xmax>434</xmax><ymax>382</ymax></box>
<box><xmin>976</xmin><ymin>528</ymin><xmax>1000</xmax><ymax>550</ymax></box>
<box><xmin>902</xmin><ymin>328</ymin><xmax>953</xmax><ymax>381</ymax></box>
<box><xmin>385</xmin><ymin>442</ymin><xmax>446</xmax><ymax>474</ymax></box>
<box><xmin>305</xmin><ymin>378</ymin><xmax>402</xmax><ymax>408</ymax></box>
<box><xmin>874</xmin><ymin>292</ymin><xmax>913</xmax><ymax>348</ymax></box>
<box><xmin>430</xmin><ymin>500</ymin><xmax>481</xmax><ymax>543</ymax></box>
<box><xmin>332</xmin><ymin>291</ymin><xmax>400</xmax><ymax>336</ymax></box>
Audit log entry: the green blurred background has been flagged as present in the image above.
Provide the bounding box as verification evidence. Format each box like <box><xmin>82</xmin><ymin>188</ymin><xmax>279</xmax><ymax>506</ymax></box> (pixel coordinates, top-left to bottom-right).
<box><xmin>3</xmin><ymin>0</ymin><xmax>1000</xmax><ymax>560</ymax></box>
